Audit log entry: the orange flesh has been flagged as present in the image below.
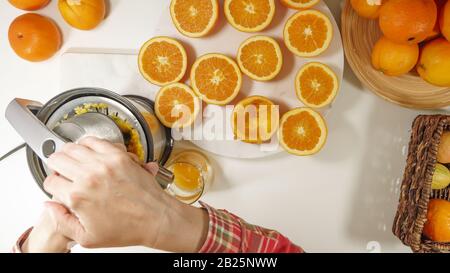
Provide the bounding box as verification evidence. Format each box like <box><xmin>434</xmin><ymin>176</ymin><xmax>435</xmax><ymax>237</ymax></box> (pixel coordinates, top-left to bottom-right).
<box><xmin>287</xmin><ymin>0</ymin><xmax>315</xmax><ymax>4</ymax></box>
<box><xmin>194</xmin><ymin>57</ymin><xmax>239</xmax><ymax>101</ymax></box>
<box><xmin>141</xmin><ymin>41</ymin><xmax>184</xmax><ymax>84</ymax></box>
<box><xmin>158</xmin><ymin>86</ymin><xmax>196</xmax><ymax>123</ymax></box>
<box><xmin>172</xmin><ymin>163</ymin><xmax>202</xmax><ymax>192</ymax></box>
<box><xmin>240</xmin><ymin>40</ymin><xmax>279</xmax><ymax>77</ymax></box>
<box><xmin>228</xmin><ymin>0</ymin><xmax>271</xmax><ymax>28</ymax></box>
<box><xmin>173</xmin><ymin>0</ymin><xmax>214</xmax><ymax>33</ymax></box>
<box><xmin>234</xmin><ymin>98</ymin><xmax>276</xmax><ymax>142</ymax></box>
<box><xmin>282</xmin><ymin>111</ymin><xmax>322</xmax><ymax>151</ymax></box>
<box><xmin>298</xmin><ymin>66</ymin><xmax>334</xmax><ymax>105</ymax></box>
<box><xmin>288</xmin><ymin>14</ymin><xmax>328</xmax><ymax>53</ymax></box>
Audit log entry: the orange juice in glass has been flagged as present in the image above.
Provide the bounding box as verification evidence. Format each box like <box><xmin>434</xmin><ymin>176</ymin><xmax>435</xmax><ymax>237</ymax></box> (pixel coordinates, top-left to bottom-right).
<box><xmin>165</xmin><ymin>150</ymin><xmax>212</xmax><ymax>204</ymax></box>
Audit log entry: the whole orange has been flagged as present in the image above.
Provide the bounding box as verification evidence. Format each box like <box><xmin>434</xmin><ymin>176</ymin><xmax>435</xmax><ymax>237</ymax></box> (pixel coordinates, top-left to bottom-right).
<box><xmin>371</xmin><ymin>36</ymin><xmax>419</xmax><ymax>76</ymax></box>
<box><xmin>379</xmin><ymin>0</ymin><xmax>437</xmax><ymax>44</ymax></box>
<box><xmin>417</xmin><ymin>38</ymin><xmax>450</xmax><ymax>87</ymax></box>
<box><xmin>425</xmin><ymin>0</ymin><xmax>448</xmax><ymax>41</ymax></box>
<box><xmin>423</xmin><ymin>199</ymin><xmax>450</xmax><ymax>243</ymax></box>
<box><xmin>350</xmin><ymin>0</ymin><xmax>387</xmax><ymax>19</ymax></box>
<box><xmin>8</xmin><ymin>13</ymin><xmax>62</xmax><ymax>62</ymax></box>
<box><xmin>58</xmin><ymin>0</ymin><xmax>106</xmax><ymax>30</ymax></box>
<box><xmin>441</xmin><ymin>0</ymin><xmax>450</xmax><ymax>41</ymax></box>
<box><xmin>8</xmin><ymin>0</ymin><xmax>50</xmax><ymax>11</ymax></box>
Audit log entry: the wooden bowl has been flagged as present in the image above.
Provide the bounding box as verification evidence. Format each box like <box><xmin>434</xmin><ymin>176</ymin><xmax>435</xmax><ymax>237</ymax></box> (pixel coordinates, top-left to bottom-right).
<box><xmin>341</xmin><ymin>0</ymin><xmax>450</xmax><ymax>109</ymax></box>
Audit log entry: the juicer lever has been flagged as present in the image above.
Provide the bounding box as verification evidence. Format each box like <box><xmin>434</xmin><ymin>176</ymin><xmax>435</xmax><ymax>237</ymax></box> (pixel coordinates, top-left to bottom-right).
<box><xmin>5</xmin><ymin>99</ymin><xmax>67</xmax><ymax>164</ymax></box>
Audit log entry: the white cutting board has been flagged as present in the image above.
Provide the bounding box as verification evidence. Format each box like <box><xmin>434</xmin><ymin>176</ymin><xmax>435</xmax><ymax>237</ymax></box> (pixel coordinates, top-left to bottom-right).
<box><xmin>60</xmin><ymin>0</ymin><xmax>344</xmax><ymax>159</ymax></box>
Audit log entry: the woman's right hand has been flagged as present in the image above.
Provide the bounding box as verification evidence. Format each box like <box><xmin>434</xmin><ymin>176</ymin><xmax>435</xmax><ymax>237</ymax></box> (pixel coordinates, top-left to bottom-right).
<box><xmin>43</xmin><ymin>137</ymin><xmax>209</xmax><ymax>252</ymax></box>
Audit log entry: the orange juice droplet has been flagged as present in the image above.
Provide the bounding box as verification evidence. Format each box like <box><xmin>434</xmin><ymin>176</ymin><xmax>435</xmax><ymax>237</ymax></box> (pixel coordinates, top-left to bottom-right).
<box><xmin>172</xmin><ymin>163</ymin><xmax>201</xmax><ymax>192</ymax></box>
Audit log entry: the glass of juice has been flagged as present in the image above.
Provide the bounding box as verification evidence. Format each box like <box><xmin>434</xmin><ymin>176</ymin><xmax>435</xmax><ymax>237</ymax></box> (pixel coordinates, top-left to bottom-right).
<box><xmin>165</xmin><ymin>150</ymin><xmax>213</xmax><ymax>204</ymax></box>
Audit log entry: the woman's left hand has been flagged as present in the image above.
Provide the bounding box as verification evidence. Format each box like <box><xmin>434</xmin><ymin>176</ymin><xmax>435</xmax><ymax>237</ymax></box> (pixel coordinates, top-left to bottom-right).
<box><xmin>21</xmin><ymin>203</ymin><xmax>73</xmax><ymax>253</ymax></box>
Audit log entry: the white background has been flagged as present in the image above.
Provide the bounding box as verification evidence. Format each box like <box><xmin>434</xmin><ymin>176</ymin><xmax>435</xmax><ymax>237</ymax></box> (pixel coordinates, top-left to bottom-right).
<box><xmin>0</xmin><ymin>0</ymin><xmax>447</xmax><ymax>253</ymax></box>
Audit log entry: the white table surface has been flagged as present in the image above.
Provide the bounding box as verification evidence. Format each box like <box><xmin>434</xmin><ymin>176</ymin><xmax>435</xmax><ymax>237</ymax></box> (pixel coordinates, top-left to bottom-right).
<box><xmin>0</xmin><ymin>0</ymin><xmax>448</xmax><ymax>253</ymax></box>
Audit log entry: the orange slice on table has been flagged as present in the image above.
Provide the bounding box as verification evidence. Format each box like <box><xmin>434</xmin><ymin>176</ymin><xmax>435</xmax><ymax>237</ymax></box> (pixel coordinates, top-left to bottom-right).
<box><xmin>279</xmin><ymin>108</ymin><xmax>327</xmax><ymax>156</ymax></box>
<box><xmin>138</xmin><ymin>37</ymin><xmax>187</xmax><ymax>86</ymax></box>
<box><xmin>232</xmin><ymin>96</ymin><xmax>280</xmax><ymax>144</ymax></box>
<box><xmin>284</xmin><ymin>9</ymin><xmax>333</xmax><ymax>57</ymax></box>
<box><xmin>190</xmin><ymin>53</ymin><xmax>242</xmax><ymax>105</ymax></box>
<box><xmin>170</xmin><ymin>0</ymin><xmax>219</xmax><ymax>38</ymax></box>
<box><xmin>295</xmin><ymin>62</ymin><xmax>339</xmax><ymax>108</ymax></box>
<box><xmin>237</xmin><ymin>35</ymin><xmax>283</xmax><ymax>81</ymax></box>
<box><xmin>280</xmin><ymin>0</ymin><xmax>320</xmax><ymax>10</ymax></box>
<box><xmin>155</xmin><ymin>83</ymin><xmax>200</xmax><ymax>128</ymax></box>
<box><xmin>224</xmin><ymin>0</ymin><xmax>276</xmax><ymax>32</ymax></box>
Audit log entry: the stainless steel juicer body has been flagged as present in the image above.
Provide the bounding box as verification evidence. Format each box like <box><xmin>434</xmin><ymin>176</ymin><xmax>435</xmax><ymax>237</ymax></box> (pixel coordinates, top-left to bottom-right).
<box><xmin>7</xmin><ymin>88</ymin><xmax>174</xmax><ymax>196</ymax></box>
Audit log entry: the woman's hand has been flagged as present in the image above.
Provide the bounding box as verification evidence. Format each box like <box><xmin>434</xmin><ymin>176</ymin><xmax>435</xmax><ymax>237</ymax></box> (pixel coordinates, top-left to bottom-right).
<box><xmin>43</xmin><ymin>137</ymin><xmax>208</xmax><ymax>252</ymax></box>
<box><xmin>21</xmin><ymin>204</ymin><xmax>73</xmax><ymax>253</ymax></box>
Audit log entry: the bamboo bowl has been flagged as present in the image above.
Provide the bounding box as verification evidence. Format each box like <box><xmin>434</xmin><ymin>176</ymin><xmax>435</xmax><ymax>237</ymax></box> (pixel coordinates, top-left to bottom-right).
<box><xmin>341</xmin><ymin>0</ymin><xmax>450</xmax><ymax>109</ymax></box>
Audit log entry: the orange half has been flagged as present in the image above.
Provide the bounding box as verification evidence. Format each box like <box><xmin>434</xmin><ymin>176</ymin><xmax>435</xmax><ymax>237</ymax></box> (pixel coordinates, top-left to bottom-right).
<box><xmin>155</xmin><ymin>83</ymin><xmax>200</xmax><ymax>128</ymax></box>
<box><xmin>170</xmin><ymin>0</ymin><xmax>219</xmax><ymax>38</ymax></box>
<box><xmin>190</xmin><ymin>53</ymin><xmax>242</xmax><ymax>105</ymax></box>
<box><xmin>237</xmin><ymin>35</ymin><xmax>283</xmax><ymax>81</ymax></box>
<box><xmin>232</xmin><ymin>96</ymin><xmax>280</xmax><ymax>144</ymax></box>
<box><xmin>224</xmin><ymin>0</ymin><xmax>275</xmax><ymax>32</ymax></box>
<box><xmin>280</xmin><ymin>0</ymin><xmax>320</xmax><ymax>10</ymax></box>
<box><xmin>284</xmin><ymin>9</ymin><xmax>333</xmax><ymax>57</ymax></box>
<box><xmin>279</xmin><ymin>108</ymin><xmax>327</xmax><ymax>156</ymax></box>
<box><xmin>138</xmin><ymin>36</ymin><xmax>187</xmax><ymax>86</ymax></box>
<box><xmin>295</xmin><ymin>62</ymin><xmax>339</xmax><ymax>108</ymax></box>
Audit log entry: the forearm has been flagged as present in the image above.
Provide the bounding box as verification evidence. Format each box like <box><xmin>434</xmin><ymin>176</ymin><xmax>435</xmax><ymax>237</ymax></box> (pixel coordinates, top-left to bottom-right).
<box><xmin>148</xmin><ymin>195</ymin><xmax>209</xmax><ymax>253</ymax></box>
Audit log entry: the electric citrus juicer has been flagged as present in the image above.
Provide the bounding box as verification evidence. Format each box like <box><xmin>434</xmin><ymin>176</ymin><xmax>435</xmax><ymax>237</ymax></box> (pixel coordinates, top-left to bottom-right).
<box><xmin>5</xmin><ymin>88</ymin><xmax>175</xmax><ymax>195</ymax></box>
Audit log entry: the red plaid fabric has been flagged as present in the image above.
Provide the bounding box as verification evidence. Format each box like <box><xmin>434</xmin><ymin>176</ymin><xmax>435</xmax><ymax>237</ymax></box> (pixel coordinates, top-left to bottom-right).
<box><xmin>13</xmin><ymin>203</ymin><xmax>303</xmax><ymax>253</ymax></box>
<box><xmin>198</xmin><ymin>202</ymin><xmax>303</xmax><ymax>253</ymax></box>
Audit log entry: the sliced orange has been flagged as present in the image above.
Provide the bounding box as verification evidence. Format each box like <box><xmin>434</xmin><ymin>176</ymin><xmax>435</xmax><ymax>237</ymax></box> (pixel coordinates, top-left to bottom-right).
<box><xmin>190</xmin><ymin>53</ymin><xmax>242</xmax><ymax>105</ymax></box>
<box><xmin>279</xmin><ymin>108</ymin><xmax>327</xmax><ymax>156</ymax></box>
<box><xmin>284</xmin><ymin>10</ymin><xmax>333</xmax><ymax>57</ymax></box>
<box><xmin>155</xmin><ymin>83</ymin><xmax>200</xmax><ymax>128</ymax></box>
<box><xmin>224</xmin><ymin>0</ymin><xmax>275</xmax><ymax>32</ymax></box>
<box><xmin>237</xmin><ymin>35</ymin><xmax>283</xmax><ymax>81</ymax></box>
<box><xmin>170</xmin><ymin>0</ymin><xmax>219</xmax><ymax>38</ymax></box>
<box><xmin>295</xmin><ymin>62</ymin><xmax>339</xmax><ymax>108</ymax></box>
<box><xmin>232</xmin><ymin>96</ymin><xmax>279</xmax><ymax>144</ymax></box>
<box><xmin>280</xmin><ymin>0</ymin><xmax>320</xmax><ymax>10</ymax></box>
<box><xmin>138</xmin><ymin>37</ymin><xmax>187</xmax><ymax>86</ymax></box>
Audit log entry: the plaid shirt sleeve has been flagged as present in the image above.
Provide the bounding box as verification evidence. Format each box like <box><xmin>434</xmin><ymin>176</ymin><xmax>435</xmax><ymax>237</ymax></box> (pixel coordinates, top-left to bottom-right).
<box><xmin>198</xmin><ymin>202</ymin><xmax>304</xmax><ymax>253</ymax></box>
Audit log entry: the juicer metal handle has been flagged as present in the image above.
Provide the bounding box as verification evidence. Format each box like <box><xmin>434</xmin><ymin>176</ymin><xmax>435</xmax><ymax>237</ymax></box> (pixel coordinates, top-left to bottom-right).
<box><xmin>156</xmin><ymin>164</ymin><xmax>174</xmax><ymax>190</ymax></box>
<box><xmin>5</xmin><ymin>98</ymin><xmax>67</xmax><ymax>164</ymax></box>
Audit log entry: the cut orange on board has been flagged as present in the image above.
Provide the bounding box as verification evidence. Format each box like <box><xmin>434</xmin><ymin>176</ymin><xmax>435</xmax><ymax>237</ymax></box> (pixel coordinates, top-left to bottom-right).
<box><xmin>279</xmin><ymin>108</ymin><xmax>327</xmax><ymax>156</ymax></box>
<box><xmin>284</xmin><ymin>9</ymin><xmax>333</xmax><ymax>57</ymax></box>
<box><xmin>155</xmin><ymin>83</ymin><xmax>200</xmax><ymax>128</ymax></box>
<box><xmin>191</xmin><ymin>53</ymin><xmax>242</xmax><ymax>105</ymax></box>
<box><xmin>295</xmin><ymin>62</ymin><xmax>339</xmax><ymax>108</ymax></box>
<box><xmin>138</xmin><ymin>37</ymin><xmax>187</xmax><ymax>86</ymax></box>
<box><xmin>170</xmin><ymin>0</ymin><xmax>219</xmax><ymax>38</ymax></box>
<box><xmin>232</xmin><ymin>96</ymin><xmax>279</xmax><ymax>144</ymax></box>
<box><xmin>237</xmin><ymin>35</ymin><xmax>283</xmax><ymax>81</ymax></box>
<box><xmin>224</xmin><ymin>0</ymin><xmax>275</xmax><ymax>32</ymax></box>
<box><xmin>280</xmin><ymin>0</ymin><xmax>320</xmax><ymax>10</ymax></box>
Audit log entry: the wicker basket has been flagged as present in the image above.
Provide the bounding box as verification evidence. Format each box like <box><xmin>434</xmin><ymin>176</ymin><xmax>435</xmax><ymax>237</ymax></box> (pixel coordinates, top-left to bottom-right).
<box><xmin>393</xmin><ymin>115</ymin><xmax>450</xmax><ymax>253</ymax></box>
